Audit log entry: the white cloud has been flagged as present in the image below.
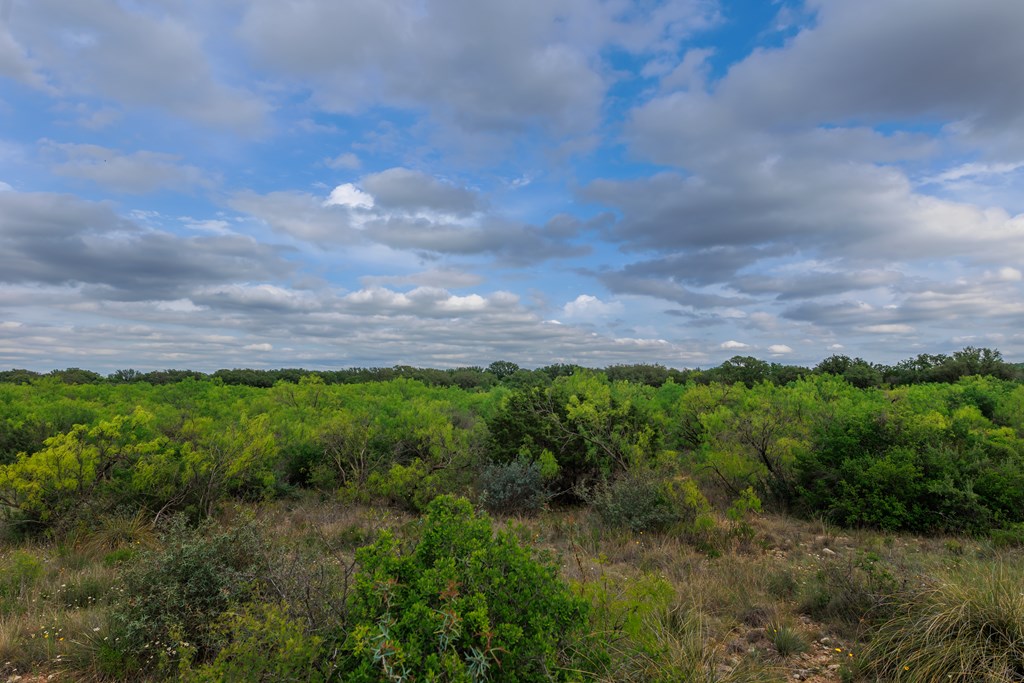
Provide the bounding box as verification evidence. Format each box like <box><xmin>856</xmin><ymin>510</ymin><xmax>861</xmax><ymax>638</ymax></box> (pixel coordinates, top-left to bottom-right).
<box><xmin>720</xmin><ymin>340</ymin><xmax>750</xmax><ymax>350</ymax></box>
<box><xmin>767</xmin><ymin>344</ymin><xmax>793</xmax><ymax>354</ymax></box>
<box><xmin>324</xmin><ymin>183</ymin><xmax>374</xmax><ymax>209</ymax></box>
<box><xmin>562</xmin><ymin>294</ymin><xmax>623</xmax><ymax>319</ymax></box>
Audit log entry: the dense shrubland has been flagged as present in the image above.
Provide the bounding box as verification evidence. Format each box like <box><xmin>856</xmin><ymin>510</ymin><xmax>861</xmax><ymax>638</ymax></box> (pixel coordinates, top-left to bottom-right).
<box><xmin>1</xmin><ymin>348</ymin><xmax>1023</xmax><ymax>680</ymax></box>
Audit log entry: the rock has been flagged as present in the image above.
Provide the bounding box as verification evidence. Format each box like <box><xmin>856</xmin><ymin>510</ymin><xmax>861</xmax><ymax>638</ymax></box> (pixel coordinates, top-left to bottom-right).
<box><xmin>821</xmin><ymin>547</ymin><xmax>837</xmax><ymax>556</ymax></box>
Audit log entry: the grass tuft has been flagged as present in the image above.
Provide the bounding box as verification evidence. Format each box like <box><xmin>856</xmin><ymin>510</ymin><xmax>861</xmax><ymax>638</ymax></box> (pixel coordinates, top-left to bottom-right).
<box><xmin>860</xmin><ymin>561</ymin><xmax>1024</xmax><ymax>682</ymax></box>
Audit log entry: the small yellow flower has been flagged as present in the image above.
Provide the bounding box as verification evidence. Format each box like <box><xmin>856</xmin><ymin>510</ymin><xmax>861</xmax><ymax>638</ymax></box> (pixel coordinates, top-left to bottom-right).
<box><xmin>834</xmin><ymin>647</ymin><xmax>842</xmax><ymax>652</ymax></box>
<box><xmin>904</xmin><ymin>665</ymin><xmax>910</xmax><ymax>670</ymax></box>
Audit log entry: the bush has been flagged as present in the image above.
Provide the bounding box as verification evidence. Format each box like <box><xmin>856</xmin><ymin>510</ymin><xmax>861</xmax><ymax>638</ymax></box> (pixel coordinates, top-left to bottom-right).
<box><xmin>478</xmin><ymin>459</ymin><xmax>549</xmax><ymax>514</ymax></box>
<box><xmin>989</xmin><ymin>522</ymin><xmax>1024</xmax><ymax>549</ymax></box>
<box><xmin>860</xmin><ymin>562</ymin><xmax>1024</xmax><ymax>682</ymax></box>
<box><xmin>185</xmin><ymin>602</ymin><xmax>331</xmax><ymax>682</ymax></box>
<box><xmin>108</xmin><ymin>515</ymin><xmax>269</xmax><ymax>671</ymax></box>
<box><xmin>338</xmin><ymin>495</ymin><xmax>587</xmax><ymax>681</ymax></box>
<box><xmin>798</xmin><ymin>552</ymin><xmax>899</xmax><ymax>630</ymax></box>
<box><xmin>589</xmin><ymin>470</ymin><xmax>680</xmax><ymax>533</ymax></box>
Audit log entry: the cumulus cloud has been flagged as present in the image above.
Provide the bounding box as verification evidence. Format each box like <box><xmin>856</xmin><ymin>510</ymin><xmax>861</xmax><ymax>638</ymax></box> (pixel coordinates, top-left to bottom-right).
<box><xmin>561</xmin><ymin>294</ymin><xmax>623</xmax><ymax>320</ymax></box>
<box><xmin>720</xmin><ymin>340</ymin><xmax>750</xmax><ymax>350</ymax></box>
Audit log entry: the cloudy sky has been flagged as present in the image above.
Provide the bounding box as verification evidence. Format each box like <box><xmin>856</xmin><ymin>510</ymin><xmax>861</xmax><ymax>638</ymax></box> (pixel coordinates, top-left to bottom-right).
<box><xmin>2</xmin><ymin>0</ymin><xmax>1023</xmax><ymax>372</ymax></box>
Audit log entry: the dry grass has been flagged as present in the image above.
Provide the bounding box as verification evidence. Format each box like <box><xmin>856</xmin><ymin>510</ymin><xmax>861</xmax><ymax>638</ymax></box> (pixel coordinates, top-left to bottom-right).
<box><xmin>0</xmin><ymin>544</ymin><xmax>114</xmax><ymax>680</ymax></box>
<box><xmin>2</xmin><ymin>494</ymin><xmax>1022</xmax><ymax>682</ymax></box>
<box><xmin>858</xmin><ymin>561</ymin><xmax>1024</xmax><ymax>682</ymax></box>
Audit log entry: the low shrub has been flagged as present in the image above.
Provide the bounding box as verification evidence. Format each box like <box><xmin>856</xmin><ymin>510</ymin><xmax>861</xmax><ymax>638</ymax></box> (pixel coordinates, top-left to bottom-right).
<box><xmin>108</xmin><ymin>515</ymin><xmax>269</xmax><ymax>672</ymax></box>
<box><xmin>989</xmin><ymin>522</ymin><xmax>1024</xmax><ymax>549</ymax></box>
<box><xmin>0</xmin><ymin>550</ymin><xmax>44</xmax><ymax>603</ymax></box>
<box><xmin>589</xmin><ymin>470</ymin><xmax>680</xmax><ymax>532</ymax></box>
<box><xmin>798</xmin><ymin>552</ymin><xmax>899</xmax><ymax>630</ymax></box>
<box><xmin>478</xmin><ymin>458</ymin><xmax>549</xmax><ymax>514</ymax></box>
<box><xmin>338</xmin><ymin>495</ymin><xmax>587</xmax><ymax>681</ymax></box>
<box><xmin>185</xmin><ymin>602</ymin><xmax>332</xmax><ymax>682</ymax></box>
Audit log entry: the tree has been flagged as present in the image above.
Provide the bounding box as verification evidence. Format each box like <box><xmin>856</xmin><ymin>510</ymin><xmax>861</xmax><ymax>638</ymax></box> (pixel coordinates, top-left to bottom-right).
<box><xmin>486</xmin><ymin>360</ymin><xmax>520</xmax><ymax>381</ymax></box>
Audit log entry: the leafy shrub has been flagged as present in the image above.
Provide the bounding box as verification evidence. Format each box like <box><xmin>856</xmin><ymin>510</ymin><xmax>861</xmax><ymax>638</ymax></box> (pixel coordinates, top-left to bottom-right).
<box><xmin>478</xmin><ymin>458</ymin><xmax>549</xmax><ymax>514</ymax></box>
<box><xmin>860</xmin><ymin>562</ymin><xmax>1024</xmax><ymax>682</ymax></box>
<box><xmin>109</xmin><ymin>515</ymin><xmax>269</xmax><ymax>671</ymax></box>
<box><xmin>338</xmin><ymin>495</ymin><xmax>587</xmax><ymax>681</ymax></box>
<box><xmin>589</xmin><ymin>470</ymin><xmax>680</xmax><ymax>532</ymax></box>
<box><xmin>185</xmin><ymin>602</ymin><xmax>331</xmax><ymax>682</ymax></box>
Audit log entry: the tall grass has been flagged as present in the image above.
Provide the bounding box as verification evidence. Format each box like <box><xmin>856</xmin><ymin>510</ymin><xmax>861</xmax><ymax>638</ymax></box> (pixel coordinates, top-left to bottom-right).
<box><xmin>860</xmin><ymin>561</ymin><xmax>1024</xmax><ymax>682</ymax></box>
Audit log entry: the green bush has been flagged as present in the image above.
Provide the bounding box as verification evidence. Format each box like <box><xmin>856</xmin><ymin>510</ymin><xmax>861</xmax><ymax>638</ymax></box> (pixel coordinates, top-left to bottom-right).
<box><xmin>478</xmin><ymin>459</ymin><xmax>549</xmax><ymax>514</ymax></box>
<box><xmin>185</xmin><ymin>602</ymin><xmax>331</xmax><ymax>682</ymax></box>
<box><xmin>589</xmin><ymin>470</ymin><xmax>679</xmax><ymax>533</ymax></box>
<box><xmin>109</xmin><ymin>515</ymin><xmax>269</xmax><ymax>671</ymax></box>
<box><xmin>338</xmin><ymin>495</ymin><xmax>587</xmax><ymax>681</ymax></box>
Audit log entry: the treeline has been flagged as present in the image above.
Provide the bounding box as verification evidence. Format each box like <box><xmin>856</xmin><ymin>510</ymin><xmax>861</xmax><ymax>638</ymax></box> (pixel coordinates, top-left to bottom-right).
<box><xmin>2</xmin><ymin>346</ymin><xmax>1020</xmax><ymax>389</ymax></box>
<box><xmin>2</xmin><ymin>356</ymin><xmax>1024</xmax><ymax>538</ymax></box>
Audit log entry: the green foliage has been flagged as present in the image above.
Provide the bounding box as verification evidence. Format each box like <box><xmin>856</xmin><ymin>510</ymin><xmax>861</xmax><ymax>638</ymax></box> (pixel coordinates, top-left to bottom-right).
<box><xmin>0</xmin><ymin>410</ymin><xmax>170</xmax><ymax>532</ymax></box>
<box><xmin>0</xmin><ymin>550</ymin><xmax>44</xmax><ymax>602</ymax></box>
<box><xmin>588</xmin><ymin>470</ymin><xmax>680</xmax><ymax>533</ymax></box>
<box><xmin>185</xmin><ymin>602</ymin><xmax>331</xmax><ymax>682</ymax></box>
<box><xmin>988</xmin><ymin>522</ymin><xmax>1024</xmax><ymax>549</ymax></box>
<box><xmin>339</xmin><ymin>495</ymin><xmax>587</xmax><ymax>682</ymax></box>
<box><xmin>477</xmin><ymin>459</ymin><xmax>549</xmax><ymax>515</ymax></box>
<box><xmin>487</xmin><ymin>372</ymin><xmax>659</xmax><ymax>498</ymax></box>
<box><xmin>109</xmin><ymin>515</ymin><xmax>269</xmax><ymax>670</ymax></box>
<box><xmin>795</xmin><ymin>380</ymin><xmax>1024</xmax><ymax>533</ymax></box>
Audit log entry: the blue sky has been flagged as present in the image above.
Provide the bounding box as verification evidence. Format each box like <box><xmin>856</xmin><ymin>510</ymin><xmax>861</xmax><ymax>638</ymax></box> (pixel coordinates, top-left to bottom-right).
<box><xmin>2</xmin><ymin>0</ymin><xmax>1024</xmax><ymax>372</ymax></box>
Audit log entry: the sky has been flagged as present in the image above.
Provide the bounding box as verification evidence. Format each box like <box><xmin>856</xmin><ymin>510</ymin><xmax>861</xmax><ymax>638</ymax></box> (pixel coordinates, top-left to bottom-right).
<box><xmin>1</xmin><ymin>0</ymin><xmax>1024</xmax><ymax>373</ymax></box>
